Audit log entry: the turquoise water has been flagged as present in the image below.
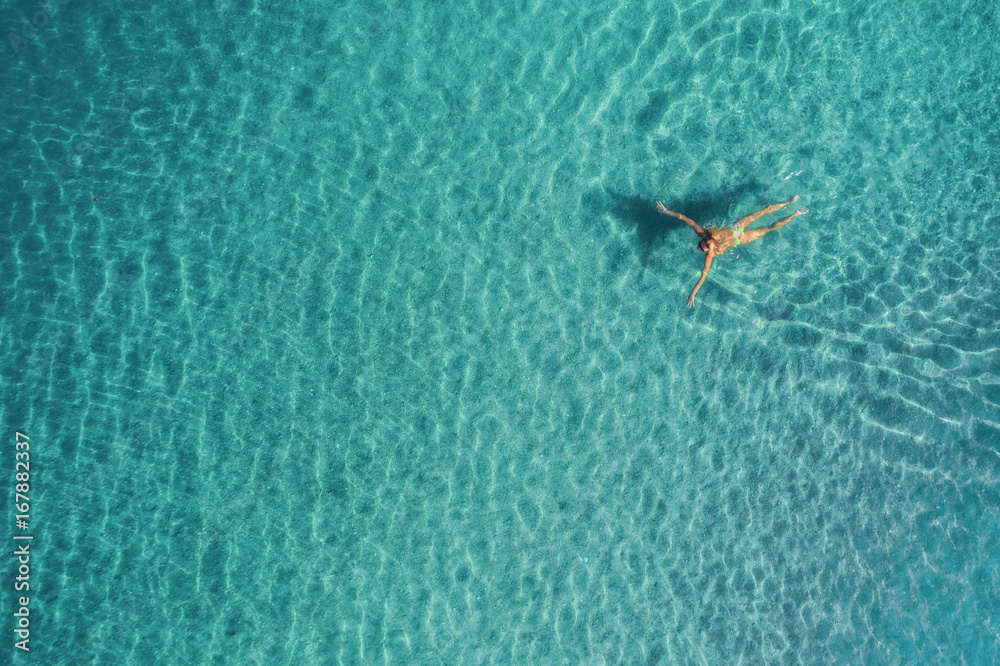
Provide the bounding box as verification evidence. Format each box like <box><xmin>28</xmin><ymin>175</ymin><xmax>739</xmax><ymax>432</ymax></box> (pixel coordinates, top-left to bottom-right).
<box><xmin>3</xmin><ymin>0</ymin><xmax>999</xmax><ymax>662</ymax></box>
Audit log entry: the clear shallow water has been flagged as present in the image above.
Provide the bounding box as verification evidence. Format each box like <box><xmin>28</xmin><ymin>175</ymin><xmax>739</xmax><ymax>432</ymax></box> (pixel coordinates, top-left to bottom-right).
<box><xmin>2</xmin><ymin>0</ymin><xmax>999</xmax><ymax>663</ymax></box>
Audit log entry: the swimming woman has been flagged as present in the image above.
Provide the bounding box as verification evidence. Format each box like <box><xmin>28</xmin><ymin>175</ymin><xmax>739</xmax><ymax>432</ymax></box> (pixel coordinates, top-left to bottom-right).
<box><xmin>656</xmin><ymin>196</ymin><xmax>808</xmax><ymax>307</ymax></box>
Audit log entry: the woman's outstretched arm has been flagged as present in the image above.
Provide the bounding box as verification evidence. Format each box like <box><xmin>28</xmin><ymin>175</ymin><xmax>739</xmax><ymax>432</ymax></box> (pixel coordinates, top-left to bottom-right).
<box><xmin>656</xmin><ymin>201</ymin><xmax>705</xmax><ymax>235</ymax></box>
<box><xmin>687</xmin><ymin>251</ymin><xmax>714</xmax><ymax>308</ymax></box>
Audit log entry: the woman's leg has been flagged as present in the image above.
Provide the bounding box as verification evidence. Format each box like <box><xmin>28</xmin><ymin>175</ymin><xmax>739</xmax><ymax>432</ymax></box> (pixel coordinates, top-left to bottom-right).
<box><xmin>735</xmin><ymin>195</ymin><xmax>800</xmax><ymax>229</ymax></box>
<box><xmin>743</xmin><ymin>209</ymin><xmax>808</xmax><ymax>241</ymax></box>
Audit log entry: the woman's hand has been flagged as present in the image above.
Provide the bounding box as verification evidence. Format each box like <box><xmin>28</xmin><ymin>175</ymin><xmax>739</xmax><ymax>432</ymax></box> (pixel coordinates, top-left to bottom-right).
<box><xmin>686</xmin><ymin>294</ymin><xmax>696</xmax><ymax>308</ymax></box>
